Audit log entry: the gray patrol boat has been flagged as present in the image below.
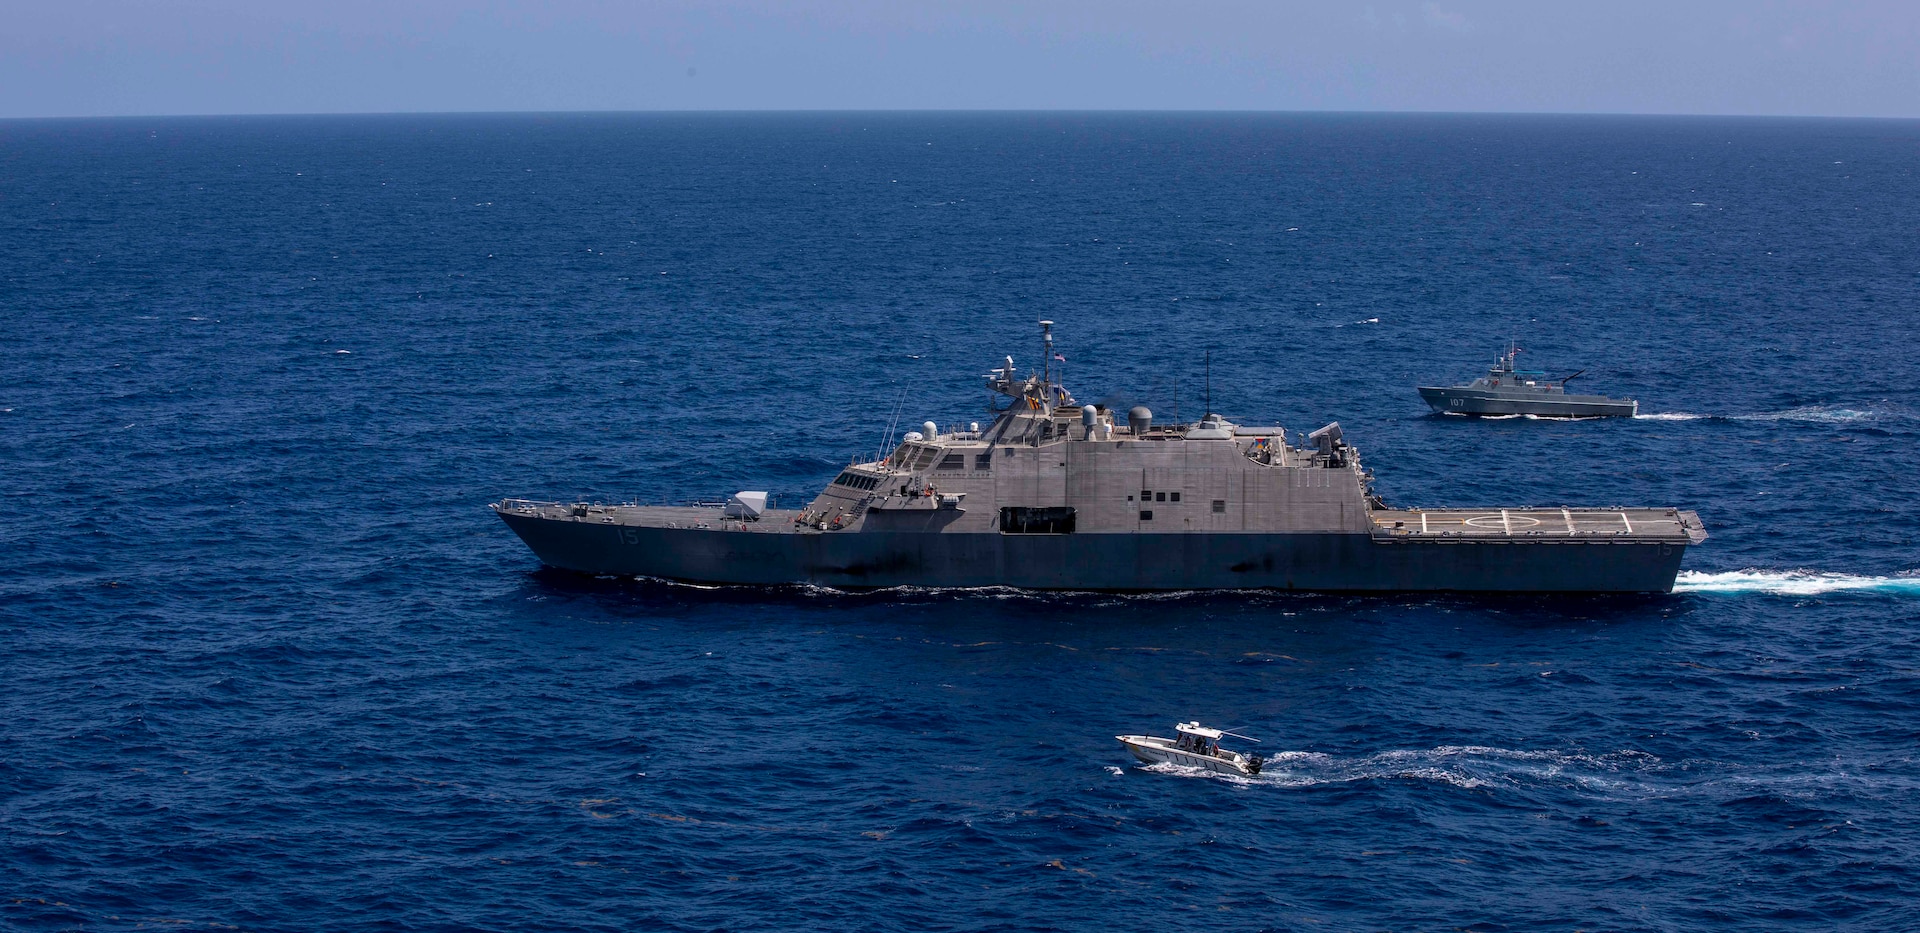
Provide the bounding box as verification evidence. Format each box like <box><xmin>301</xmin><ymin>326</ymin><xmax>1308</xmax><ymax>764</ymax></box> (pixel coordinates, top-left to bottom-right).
<box><xmin>496</xmin><ymin>323</ymin><xmax>1704</xmax><ymax>593</ymax></box>
<box><xmin>1418</xmin><ymin>347</ymin><xmax>1637</xmax><ymax>418</ymax></box>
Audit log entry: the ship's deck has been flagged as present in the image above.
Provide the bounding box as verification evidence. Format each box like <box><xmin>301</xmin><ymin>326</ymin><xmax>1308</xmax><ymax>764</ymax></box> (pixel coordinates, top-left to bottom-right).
<box><xmin>496</xmin><ymin>499</ymin><xmax>811</xmax><ymax>533</ymax></box>
<box><xmin>498</xmin><ymin>500</ymin><xmax>1706</xmax><ymax>544</ymax></box>
<box><xmin>1369</xmin><ymin>507</ymin><xmax>1704</xmax><ymax>543</ymax></box>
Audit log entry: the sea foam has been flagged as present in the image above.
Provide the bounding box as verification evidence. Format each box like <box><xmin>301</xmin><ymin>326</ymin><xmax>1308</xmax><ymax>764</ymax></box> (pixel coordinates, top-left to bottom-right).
<box><xmin>1675</xmin><ymin>569</ymin><xmax>1920</xmax><ymax>596</ymax></box>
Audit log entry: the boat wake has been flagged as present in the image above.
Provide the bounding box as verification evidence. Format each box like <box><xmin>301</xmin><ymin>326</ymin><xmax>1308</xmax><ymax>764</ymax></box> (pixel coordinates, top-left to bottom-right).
<box><xmin>1674</xmin><ymin>569</ymin><xmax>1920</xmax><ymax>596</ymax></box>
<box><xmin>787</xmin><ymin>582</ymin><xmax>1330</xmax><ymax>605</ymax></box>
<box><xmin>1133</xmin><ymin>745</ymin><xmax>1663</xmax><ymax>792</ymax></box>
<box><xmin>1734</xmin><ymin>405</ymin><xmax>1879</xmax><ymax>424</ymax></box>
<box><xmin>1637</xmin><ymin>406</ymin><xmax>1897</xmax><ymax>424</ymax></box>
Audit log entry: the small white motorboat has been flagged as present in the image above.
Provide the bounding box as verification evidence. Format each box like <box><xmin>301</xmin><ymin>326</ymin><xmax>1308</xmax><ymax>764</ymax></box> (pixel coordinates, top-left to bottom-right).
<box><xmin>1117</xmin><ymin>721</ymin><xmax>1264</xmax><ymax>776</ymax></box>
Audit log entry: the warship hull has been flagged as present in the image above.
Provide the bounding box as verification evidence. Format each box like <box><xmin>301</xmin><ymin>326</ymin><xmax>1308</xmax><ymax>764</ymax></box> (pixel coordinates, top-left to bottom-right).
<box><xmin>496</xmin><ymin>504</ymin><xmax>1698</xmax><ymax>594</ymax></box>
<box><xmin>1418</xmin><ymin>386</ymin><xmax>1637</xmax><ymax>418</ymax></box>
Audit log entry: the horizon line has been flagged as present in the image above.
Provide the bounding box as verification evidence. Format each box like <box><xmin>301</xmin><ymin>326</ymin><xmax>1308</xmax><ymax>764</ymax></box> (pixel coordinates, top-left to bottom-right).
<box><xmin>3</xmin><ymin>107</ymin><xmax>1917</xmax><ymax>123</ymax></box>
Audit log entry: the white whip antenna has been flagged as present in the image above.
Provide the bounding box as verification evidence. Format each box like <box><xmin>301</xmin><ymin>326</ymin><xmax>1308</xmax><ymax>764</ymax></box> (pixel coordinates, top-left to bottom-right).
<box><xmin>875</xmin><ymin>387</ymin><xmax>908</xmax><ymax>463</ymax></box>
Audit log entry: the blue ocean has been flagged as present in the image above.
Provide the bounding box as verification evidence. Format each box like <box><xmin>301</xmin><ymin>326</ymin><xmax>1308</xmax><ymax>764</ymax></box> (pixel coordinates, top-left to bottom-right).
<box><xmin>3</xmin><ymin>112</ymin><xmax>1918</xmax><ymax>931</ymax></box>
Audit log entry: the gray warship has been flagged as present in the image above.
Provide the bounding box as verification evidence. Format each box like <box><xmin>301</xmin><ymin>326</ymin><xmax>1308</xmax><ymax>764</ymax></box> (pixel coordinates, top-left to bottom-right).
<box><xmin>496</xmin><ymin>323</ymin><xmax>1705</xmax><ymax>593</ymax></box>
<box><xmin>1418</xmin><ymin>347</ymin><xmax>1637</xmax><ymax>418</ymax></box>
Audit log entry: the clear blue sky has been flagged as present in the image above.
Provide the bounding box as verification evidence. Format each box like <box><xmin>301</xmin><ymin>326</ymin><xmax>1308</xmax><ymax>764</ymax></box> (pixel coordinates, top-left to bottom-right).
<box><xmin>4</xmin><ymin>1</ymin><xmax>1917</xmax><ymax>119</ymax></box>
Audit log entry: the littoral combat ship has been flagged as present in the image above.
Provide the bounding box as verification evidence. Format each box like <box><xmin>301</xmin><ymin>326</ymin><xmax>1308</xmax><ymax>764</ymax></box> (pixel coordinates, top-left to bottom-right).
<box><xmin>495</xmin><ymin>323</ymin><xmax>1705</xmax><ymax>593</ymax></box>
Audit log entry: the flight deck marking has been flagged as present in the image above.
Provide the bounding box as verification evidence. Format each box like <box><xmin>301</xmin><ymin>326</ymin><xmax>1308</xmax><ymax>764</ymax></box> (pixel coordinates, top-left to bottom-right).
<box><xmin>1563</xmin><ymin>508</ymin><xmax>1575</xmax><ymax>535</ymax></box>
<box><xmin>1464</xmin><ymin>514</ymin><xmax>1540</xmax><ymax>530</ymax></box>
<box><xmin>1620</xmin><ymin>512</ymin><xmax>1633</xmax><ymax>533</ymax></box>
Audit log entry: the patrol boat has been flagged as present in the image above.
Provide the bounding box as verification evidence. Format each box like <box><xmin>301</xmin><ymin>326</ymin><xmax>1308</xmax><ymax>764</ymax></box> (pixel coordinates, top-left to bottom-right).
<box><xmin>1118</xmin><ymin>722</ymin><xmax>1264</xmax><ymax>776</ymax></box>
<box><xmin>1418</xmin><ymin>346</ymin><xmax>1637</xmax><ymax>418</ymax></box>
<box><xmin>494</xmin><ymin>322</ymin><xmax>1705</xmax><ymax>593</ymax></box>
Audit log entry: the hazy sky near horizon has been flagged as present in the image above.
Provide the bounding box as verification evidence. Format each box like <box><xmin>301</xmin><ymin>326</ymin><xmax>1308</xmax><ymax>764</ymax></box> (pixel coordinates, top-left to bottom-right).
<box><xmin>4</xmin><ymin>1</ymin><xmax>1917</xmax><ymax>119</ymax></box>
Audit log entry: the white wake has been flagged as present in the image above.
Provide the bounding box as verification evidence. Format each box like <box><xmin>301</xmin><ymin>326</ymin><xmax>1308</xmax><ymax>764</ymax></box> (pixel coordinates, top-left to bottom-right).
<box><xmin>1733</xmin><ymin>406</ymin><xmax>1876</xmax><ymax>424</ymax></box>
<box><xmin>1131</xmin><ymin>745</ymin><xmax>1662</xmax><ymax>792</ymax></box>
<box><xmin>1674</xmin><ymin>569</ymin><xmax>1920</xmax><ymax>596</ymax></box>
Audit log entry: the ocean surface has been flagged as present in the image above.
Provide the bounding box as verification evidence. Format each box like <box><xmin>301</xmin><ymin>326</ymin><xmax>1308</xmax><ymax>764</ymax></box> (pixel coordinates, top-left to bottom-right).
<box><xmin>3</xmin><ymin>112</ymin><xmax>1918</xmax><ymax>931</ymax></box>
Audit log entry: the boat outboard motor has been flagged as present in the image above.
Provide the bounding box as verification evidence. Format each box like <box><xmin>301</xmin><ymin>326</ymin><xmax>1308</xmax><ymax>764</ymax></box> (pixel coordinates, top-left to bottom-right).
<box><xmin>1128</xmin><ymin>406</ymin><xmax>1153</xmax><ymax>436</ymax></box>
<box><xmin>1309</xmin><ymin>422</ymin><xmax>1344</xmax><ymax>465</ymax></box>
<box><xmin>1081</xmin><ymin>405</ymin><xmax>1098</xmax><ymax>440</ymax></box>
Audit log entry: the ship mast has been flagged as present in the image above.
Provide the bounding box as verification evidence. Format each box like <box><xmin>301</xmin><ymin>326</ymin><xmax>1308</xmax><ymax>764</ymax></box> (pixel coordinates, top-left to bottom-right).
<box><xmin>1039</xmin><ymin>319</ymin><xmax>1054</xmax><ymax>413</ymax></box>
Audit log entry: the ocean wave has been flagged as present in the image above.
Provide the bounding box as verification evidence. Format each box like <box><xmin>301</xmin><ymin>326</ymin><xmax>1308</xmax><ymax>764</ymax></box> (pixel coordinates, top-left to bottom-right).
<box><xmin>1635</xmin><ymin>412</ymin><xmax>1706</xmax><ymax>421</ymax></box>
<box><xmin>1675</xmin><ymin>569</ymin><xmax>1920</xmax><ymax>596</ymax></box>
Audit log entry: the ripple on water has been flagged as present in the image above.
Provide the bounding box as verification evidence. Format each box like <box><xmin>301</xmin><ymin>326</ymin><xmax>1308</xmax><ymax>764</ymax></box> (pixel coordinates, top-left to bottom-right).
<box><xmin>3</xmin><ymin>113</ymin><xmax>1920</xmax><ymax>930</ymax></box>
